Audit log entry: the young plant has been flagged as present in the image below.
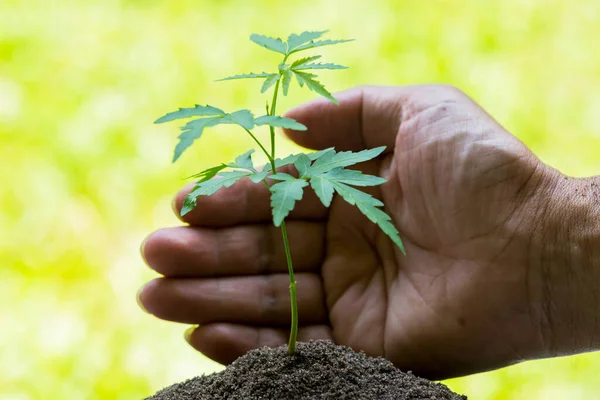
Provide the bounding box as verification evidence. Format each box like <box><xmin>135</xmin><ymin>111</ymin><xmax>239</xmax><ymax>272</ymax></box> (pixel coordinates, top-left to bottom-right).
<box><xmin>155</xmin><ymin>31</ymin><xmax>405</xmax><ymax>355</ymax></box>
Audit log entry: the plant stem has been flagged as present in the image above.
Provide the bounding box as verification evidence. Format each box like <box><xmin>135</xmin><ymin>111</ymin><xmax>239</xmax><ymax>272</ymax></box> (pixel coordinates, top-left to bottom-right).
<box><xmin>268</xmin><ymin>79</ymin><xmax>280</xmax><ymax>159</ymax></box>
<box><xmin>280</xmin><ymin>220</ymin><xmax>297</xmax><ymax>354</ymax></box>
<box><xmin>243</xmin><ymin>128</ymin><xmax>272</xmax><ymax>164</ymax></box>
<box><xmin>269</xmin><ymin>54</ymin><xmax>298</xmax><ymax>355</ymax></box>
<box><xmin>269</xmin><ymin>54</ymin><xmax>289</xmax><ymax>159</ymax></box>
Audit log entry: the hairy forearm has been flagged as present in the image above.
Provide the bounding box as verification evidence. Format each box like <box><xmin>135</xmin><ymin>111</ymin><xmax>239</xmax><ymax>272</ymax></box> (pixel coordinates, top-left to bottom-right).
<box><xmin>533</xmin><ymin>172</ymin><xmax>600</xmax><ymax>356</ymax></box>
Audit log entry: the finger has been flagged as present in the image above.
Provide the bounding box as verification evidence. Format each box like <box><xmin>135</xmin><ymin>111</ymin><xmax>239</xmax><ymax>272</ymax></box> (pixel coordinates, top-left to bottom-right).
<box><xmin>138</xmin><ymin>273</ymin><xmax>327</xmax><ymax>326</ymax></box>
<box><xmin>142</xmin><ymin>222</ymin><xmax>325</xmax><ymax>277</ymax></box>
<box><xmin>186</xmin><ymin>323</ymin><xmax>332</xmax><ymax>365</ymax></box>
<box><xmin>283</xmin><ymin>85</ymin><xmax>412</xmax><ymax>152</ymax></box>
<box><xmin>174</xmin><ymin>165</ymin><xmax>327</xmax><ymax>227</ymax></box>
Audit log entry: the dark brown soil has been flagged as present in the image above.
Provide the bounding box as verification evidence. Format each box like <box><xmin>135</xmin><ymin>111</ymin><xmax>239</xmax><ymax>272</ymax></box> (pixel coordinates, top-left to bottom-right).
<box><xmin>147</xmin><ymin>340</ymin><xmax>466</xmax><ymax>399</ymax></box>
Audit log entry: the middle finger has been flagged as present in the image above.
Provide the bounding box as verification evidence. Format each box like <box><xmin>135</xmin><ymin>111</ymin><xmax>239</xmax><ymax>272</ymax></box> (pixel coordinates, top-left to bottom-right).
<box><xmin>142</xmin><ymin>221</ymin><xmax>325</xmax><ymax>277</ymax></box>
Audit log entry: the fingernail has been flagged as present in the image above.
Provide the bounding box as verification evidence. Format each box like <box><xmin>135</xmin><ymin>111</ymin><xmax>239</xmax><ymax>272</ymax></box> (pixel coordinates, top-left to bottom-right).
<box><xmin>184</xmin><ymin>325</ymin><xmax>198</xmax><ymax>345</ymax></box>
<box><xmin>139</xmin><ymin>236</ymin><xmax>149</xmax><ymax>266</ymax></box>
<box><xmin>136</xmin><ymin>286</ymin><xmax>150</xmax><ymax>314</ymax></box>
<box><xmin>172</xmin><ymin>196</ymin><xmax>183</xmax><ymax>221</ymax></box>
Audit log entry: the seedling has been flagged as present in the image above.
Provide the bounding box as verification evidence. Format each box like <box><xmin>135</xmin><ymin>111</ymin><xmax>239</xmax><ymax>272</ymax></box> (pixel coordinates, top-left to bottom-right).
<box><xmin>155</xmin><ymin>31</ymin><xmax>405</xmax><ymax>355</ymax></box>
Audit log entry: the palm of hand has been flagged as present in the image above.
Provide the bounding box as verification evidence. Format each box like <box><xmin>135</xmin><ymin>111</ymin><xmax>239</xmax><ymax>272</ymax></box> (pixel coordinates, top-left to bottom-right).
<box><xmin>321</xmin><ymin>88</ymin><xmax>548</xmax><ymax>377</ymax></box>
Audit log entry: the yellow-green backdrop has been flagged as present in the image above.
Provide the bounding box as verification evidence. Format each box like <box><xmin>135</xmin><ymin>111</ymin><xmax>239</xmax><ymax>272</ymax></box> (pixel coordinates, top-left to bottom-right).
<box><xmin>1</xmin><ymin>0</ymin><xmax>599</xmax><ymax>398</ymax></box>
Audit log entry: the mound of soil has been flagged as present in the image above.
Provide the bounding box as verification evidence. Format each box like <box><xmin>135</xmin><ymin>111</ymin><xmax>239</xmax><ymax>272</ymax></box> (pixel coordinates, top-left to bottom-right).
<box><xmin>148</xmin><ymin>340</ymin><xmax>466</xmax><ymax>399</ymax></box>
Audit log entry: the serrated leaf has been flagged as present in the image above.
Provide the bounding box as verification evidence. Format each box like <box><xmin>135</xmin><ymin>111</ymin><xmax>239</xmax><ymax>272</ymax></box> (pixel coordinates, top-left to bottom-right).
<box><xmin>173</xmin><ymin>117</ymin><xmax>222</xmax><ymax>162</ymax></box>
<box><xmin>308</xmin><ymin>148</ymin><xmax>335</xmax><ymax>161</ymax></box>
<box><xmin>293</xmin><ymin>71</ymin><xmax>338</xmax><ymax>104</ymax></box>
<box><xmin>294</xmin><ymin>154</ymin><xmax>311</xmax><ymax>177</ymax></box>
<box><xmin>286</xmin><ymin>31</ymin><xmax>328</xmax><ymax>52</ymax></box>
<box><xmin>182</xmin><ymin>170</ymin><xmax>252</xmax><ymax>215</ymax></box>
<box><xmin>271</xmin><ymin>154</ymin><xmax>300</xmax><ymax>170</ymax></box>
<box><xmin>250</xmin><ymin>33</ymin><xmax>287</xmax><ymax>54</ymax></box>
<box><xmin>169</xmin><ymin>110</ymin><xmax>258</xmax><ymax>161</ymax></box>
<box><xmin>295</xmin><ymin>72</ymin><xmax>305</xmax><ymax>88</ymax></box>
<box><xmin>307</xmin><ymin>148</ymin><xmax>335</xmax><ymax>167</ymax></box>
<box><xmin>320</xmin><ymin>168</ymin><xmax>386</xmax><ymax>186</ymax></box>
<box><xmin>227</xmin><ymin>149</ymin><xmax>255</xmax><ymax>170</ymax></box>
<box><xmin>310</xmin><ymin>175</ymin><xmax>334</xmax><ymax>207</ymax></box>
<box><xmin>309</xmin><ymin>147</ymin><xmax>386</xmax><ymax>174</ymax></box>
<box><xmin>290</xmin><ymin>55</ymin><xmax>321</xmax><ymax>70</ymax></box>
<box><xmin>308</xmin><ymin>148</ymin><xmax>335</xmax><ymax>160</ymax></box>
<box><xmin>155</xmin><ymin>105</ymin><xmax>224</xmax><ymax>124</ymax></box>
<box><xmin>266</xmin><ymin>148</ymin><xmax>335</xmax><ymax>173</ymax></box>
<box><xmin>186</xmin><ymin>164</ymin><xmax>227</xmax><ymax>180</ymax></box>
<box><xmin>282</xmin><ymin>69</ymin><xmax>292</xmax><ymax>96</ymax></box>
<box><xmin>289</xmin><ymin>38</ymin><xmax>354</xmax><ymax>54</ymax></box>
<box><xmin>278</xmin><ymin>62</ymin><xmax>289</xmax><ymax>73</ymax></box>
<box><xmin>254</xmin><ymin>115</ymin><xmax>307</xmax><ymax>131</ymax></box>
<box><xmin>217</xmin><ymin>72</ymin><xmax>273</xmax><ymax>81</ymax></box>
<box><xmin>294</xmin><ymin>62</ymin><xmax>348</xmax><ymax>70</ymax></box>
<box><xmin>190</xmin><ymin>170</ymin><xmax>252</xmax><ymax>196</ymax></box>
<box><xmin>331</xmin><ymin>181</ymin><xmax>405</xmax><ymax>254</ymax></box>
<box><xmin>261</xmin><ymin>74</ymin><xmax>280</xmax><ymax>93</ymax></box>
<box><xmin>269</xmin><ymin>173</ymin><xmax>296</xmax><ymax>181</ymax></box>
<box><xmin>270</xmin><ymin>179</ymin><xmax>309</xmax><ymax>226</ymax></box>
<box><xmin>220</xmin><ymin>109</ymin><xmax>255</xmax><ymax>130</ymax></box>
<box><xmin>249</xmin><ymin>169</ymin><xmax>270</xmax><ymax>183</ymax></box>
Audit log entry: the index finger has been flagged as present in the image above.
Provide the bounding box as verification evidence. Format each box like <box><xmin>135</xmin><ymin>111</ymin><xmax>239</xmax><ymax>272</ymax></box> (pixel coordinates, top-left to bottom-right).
<box><xmin>174</xmin><ymin>171</ymin><xmax>328</xmax><ymax>227</ymax></box>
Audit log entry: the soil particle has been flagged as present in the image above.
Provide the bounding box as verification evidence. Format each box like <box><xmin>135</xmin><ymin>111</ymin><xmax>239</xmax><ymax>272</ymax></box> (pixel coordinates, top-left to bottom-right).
<box><xmin>148</xmin><ymin>340</ymin><xmax>466</xmax><ymax>400</ymax></box>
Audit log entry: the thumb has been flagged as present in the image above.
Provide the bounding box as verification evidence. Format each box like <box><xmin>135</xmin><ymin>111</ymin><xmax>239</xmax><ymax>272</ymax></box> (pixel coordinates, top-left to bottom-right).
<box><xmin>283</xmin><ymin>85</ymin><xmax>411</xmax><ymax>152</ymax></box>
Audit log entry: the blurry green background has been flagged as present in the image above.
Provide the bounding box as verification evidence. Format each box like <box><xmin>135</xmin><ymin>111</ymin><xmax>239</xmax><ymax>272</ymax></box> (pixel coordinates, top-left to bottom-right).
<box><xmin>1</xmin><ymin>0</ymin><xmax>599</xmax><ymax>398</ymax></box>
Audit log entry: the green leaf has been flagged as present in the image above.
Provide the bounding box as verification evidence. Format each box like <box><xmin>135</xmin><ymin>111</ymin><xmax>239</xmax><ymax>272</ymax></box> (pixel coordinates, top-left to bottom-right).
<box><xmin>250</xmin><ymin>33</ymin><xmax>287</xmax><ymax>54</ymax></box>
<box><xmin>220</xmin><ymin>109</ymin><xmax>255</xmax><ymax>130</ymax></box>
<box><xmin>261</xmin><ymin>73</ymin><xmax>280</xmax><ymax>93</ymax></box>
<box><xmin>270</xmin><ymin>179</ymin><xmax>309</xmax><ymax>226</ymax></box>
<box><xmin>181</xmin><ymin>196</ymin><xmax>198</xmax><ymax>217</ymax></box>
<box><xmin>309</xmin><ymin>147</ymin><xmax>386</xmax><ymax>174</ymax></box>
<box><xmin>187</xmin><ymin>164</ymin><xmax>227</xmax><ymax>180</ymax></box>
<box><xmin>269</xmin><ymin>173</ymin><xmax>296</xmax><ymax>181</ymax></box>
<box><xmin>310</xmin><ymin>175</ymin><xmax>334</xmax><ymax>207</ymax></box>
<box><xmin>293</xmin><ymin>71</ymin><xmax>317</xmax><ymax>88</ymax></box>
<box><xmin>168</xmin><ymin>110</ymin><xmax>259</xmax><ymax>162</ymax></box>
<box><xmin>217</xmin><ymin>72</ymin><xmax>273</xmax><ymax>81</ymax></box>
<box><xmin>249</xmin><ymin>169</ymin><xmax>270</xmax><ymax>183</ymax></box>
<box><xmin>155</xmin><ymin>105</ymin><xmax>224</xmax><ymax>124</ymax></box>
<box><xmin>286</xmin><ymin>31</ymin><xmax>328</xmax><ymax>52</ymax></box>
<box><xmin>267</xmin><ymin>148</ymin><xmax>335</xmax><ymax>173</ymax></box>
<box><xmin>173</xmin><ymin>117</ymin><xmax>222</xmax><ymax>162</ymax></box>
<box><xmin>182</xmin><ymin>170</ymin><xmax>252</xmax><ymax>215</ymax></box>
<box><xmin>295</xmin><ymin>72</ymin><xmax>305</xmax><ymax>88</ymax></box>
<box><xmin>307</xmin><ymin>147</ymin><xmax>335</xmax><ymax>161</ymax></box>
<box><xmin>227</xmin><ymin>149</ymin><xmax>255</xmax><ymax>170</ymax></box>
<box><xmin>282</xmin><ymin>69</ymin><xmax>292</xmax><ymax>96</ymax></box>
<box><xmin>294</xmin><ymin>154</ymin><xmax>311</xmax><ymax>177</ymax></box>
<box><xmin>290</xmin><ymin>55</ymin><xmax>321</xmax><ymax>70</ymax></box>
<box><xmin>293</xmin><ymin>62</ymin><xmax>348</xmax><ymax>70</ymax></box>
<box><xmin>330</xmin><ymin>181</ymin><xmax>405</xmax><ymax>254</ymax></box>
<box><xmin>278</xmin><ymin>62</ymin><xmax>289</xmax><ymax>73</ymax></box>
<box><xmin>272</xmin><ymin>154</ymin><xmax>299</xmax><ymax>170</ymax></box>
<box><xmin>254</xmin><ymin>115</ymin><xmax>307</xmax><ymax>131</ymax></box>
<box><xmin>319</xmin><ymin>168</ymin><xmax>386</xmax><ymax>186</ymax></box>
<box><xmin>190</xmin><ymin>170</ymin><xmax>252</xmax><ymax>196</ymax></box>
<box><xmin>289</xmin><ymin>38</ymin><xmax>354</xmax><ymax>55</ymax></box>
<box><xmin>293</xmin><ymin>71</ymin><xmax>338</xmax><ymax>104</ymax></box>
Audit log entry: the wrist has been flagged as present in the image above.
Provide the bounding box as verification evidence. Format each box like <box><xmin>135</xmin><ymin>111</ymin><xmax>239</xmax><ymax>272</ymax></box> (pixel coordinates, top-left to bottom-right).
<box><xmin>532</xmin><ymin>171</ymin><xmax>600</xmax><ymax>356</ymax></box>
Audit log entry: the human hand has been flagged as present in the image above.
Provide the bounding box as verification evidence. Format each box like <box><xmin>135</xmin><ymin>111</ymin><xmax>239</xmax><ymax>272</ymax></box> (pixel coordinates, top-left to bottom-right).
<box><xmin>138</xmin><ymin>85</ymin><xmax>600</xmax><ymax>379</ymax></box>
